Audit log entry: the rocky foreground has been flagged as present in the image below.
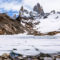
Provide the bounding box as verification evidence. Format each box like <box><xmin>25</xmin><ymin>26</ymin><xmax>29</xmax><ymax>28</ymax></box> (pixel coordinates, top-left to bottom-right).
<box><xmin>0</xmin><ymin>52</ymin><xmax>60</xmax><ymax>60</ymax></box>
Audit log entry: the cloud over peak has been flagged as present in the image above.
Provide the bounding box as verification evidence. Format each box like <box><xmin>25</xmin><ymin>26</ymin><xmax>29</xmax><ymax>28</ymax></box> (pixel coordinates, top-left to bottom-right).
<box><xmin>0</xmin><ymin>0</ymin><xmax>60</xmax><ymax>16</ymax></box>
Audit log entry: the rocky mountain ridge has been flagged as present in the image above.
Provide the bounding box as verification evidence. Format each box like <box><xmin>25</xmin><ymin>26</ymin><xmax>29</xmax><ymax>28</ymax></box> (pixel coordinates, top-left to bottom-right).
<box><xmin>0</xmin><ymin>3</ymin><xmax>60</xmax><ymax>35</ymax></box>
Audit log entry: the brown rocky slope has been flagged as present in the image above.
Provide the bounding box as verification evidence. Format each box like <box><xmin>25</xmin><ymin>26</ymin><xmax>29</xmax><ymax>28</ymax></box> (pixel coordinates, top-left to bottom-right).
<box><xmin>0</xmin><ymin>13</ymin><xmax>25</xmax><ymax>35</ymax></box>
<box><xmin>0</xmin><ymin>13</ymin><xmax>60</xmax><ymax>35</ymax></box>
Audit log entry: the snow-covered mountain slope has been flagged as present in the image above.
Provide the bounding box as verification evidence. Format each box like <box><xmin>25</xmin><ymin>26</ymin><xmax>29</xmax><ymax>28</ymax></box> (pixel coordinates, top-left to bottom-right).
<box><xmin>33</xmin><ymin>12</ymin><xmax>60</xmax><ymax>34</ymax></box>
<box><xmin>16</xmin><ymin>11</ymin><xmax>60</xmax><ymax>36</ymax></box>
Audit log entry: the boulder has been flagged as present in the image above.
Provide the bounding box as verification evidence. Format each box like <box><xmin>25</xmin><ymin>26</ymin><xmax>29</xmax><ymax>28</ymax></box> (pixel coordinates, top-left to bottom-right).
<box><xmin>2</xmin><ymin>53</ymin><xmax>10</xmax><ymax>59</ymax></box>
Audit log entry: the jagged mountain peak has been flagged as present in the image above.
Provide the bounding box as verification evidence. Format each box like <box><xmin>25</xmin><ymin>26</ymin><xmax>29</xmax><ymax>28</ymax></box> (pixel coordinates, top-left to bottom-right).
<box><xmin>33</xmin><ymin>3</ymin><xmax>44</xmax><ymax>15</ymax></box>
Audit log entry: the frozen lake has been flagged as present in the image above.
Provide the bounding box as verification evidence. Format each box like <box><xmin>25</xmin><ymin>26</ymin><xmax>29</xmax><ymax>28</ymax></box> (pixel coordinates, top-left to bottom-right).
<box><xmin>0</xmin><ymin>34</ymin><xmax>60</xmax><ymax>56</ymax></box>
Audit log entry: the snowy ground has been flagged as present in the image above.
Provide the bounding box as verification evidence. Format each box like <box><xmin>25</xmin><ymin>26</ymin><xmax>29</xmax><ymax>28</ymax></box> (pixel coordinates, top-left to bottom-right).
<box><xmin>0</xmin><ymin>34</ymin><xmax>60</xmax><ymax>56</ymax></box>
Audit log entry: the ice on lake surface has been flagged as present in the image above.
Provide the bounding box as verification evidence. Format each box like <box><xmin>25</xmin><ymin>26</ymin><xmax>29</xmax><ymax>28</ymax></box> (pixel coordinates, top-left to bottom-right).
<box><xmin>0</xmin><ymin>34</ymin><xmax>60</xmax><ymax>56</ymax></box>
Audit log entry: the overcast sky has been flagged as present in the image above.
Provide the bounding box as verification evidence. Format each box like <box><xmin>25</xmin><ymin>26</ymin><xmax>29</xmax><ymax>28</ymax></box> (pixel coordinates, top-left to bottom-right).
<box><xmin>0</xmin><ymin>0</ymin><xmax>60</xmax><ymax>16</ymax></box>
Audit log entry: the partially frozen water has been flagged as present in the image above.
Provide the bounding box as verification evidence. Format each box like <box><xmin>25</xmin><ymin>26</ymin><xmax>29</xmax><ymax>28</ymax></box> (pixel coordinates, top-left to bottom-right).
<box><xmin>0</xmin><ymin>34</ymin><xmax>60</xmax><ymax>56</ymax></box>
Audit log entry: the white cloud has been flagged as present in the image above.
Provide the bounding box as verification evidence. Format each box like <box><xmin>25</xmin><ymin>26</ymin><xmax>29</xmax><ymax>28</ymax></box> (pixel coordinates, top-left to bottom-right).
<box><xmin>22</xmin><ymin>0</ymin><xmax>60</xmax><ymax>12</ymax></box>
<box><xmin>0</xmin><ymin>2</ymin><xmax>22</xmax><ymax>11</ymax></box>
<box><xmin>0</xmin><ymin>0</ymin><xmax>60</xmax><ymax>12</ymax></box>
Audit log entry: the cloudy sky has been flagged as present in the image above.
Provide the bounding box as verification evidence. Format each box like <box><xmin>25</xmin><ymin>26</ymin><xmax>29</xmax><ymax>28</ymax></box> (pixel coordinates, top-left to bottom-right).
<box><xmin>0</xmin><ymin>0</ymin><xmax>60</xmax><ymax>16</ymax></box>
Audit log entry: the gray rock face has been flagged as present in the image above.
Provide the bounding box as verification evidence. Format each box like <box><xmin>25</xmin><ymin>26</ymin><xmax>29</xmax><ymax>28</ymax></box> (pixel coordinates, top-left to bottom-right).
<box><xmin>33</xmin><ymin>3</ymin><xmax>44</xmax><ymax>16</ymax></box>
